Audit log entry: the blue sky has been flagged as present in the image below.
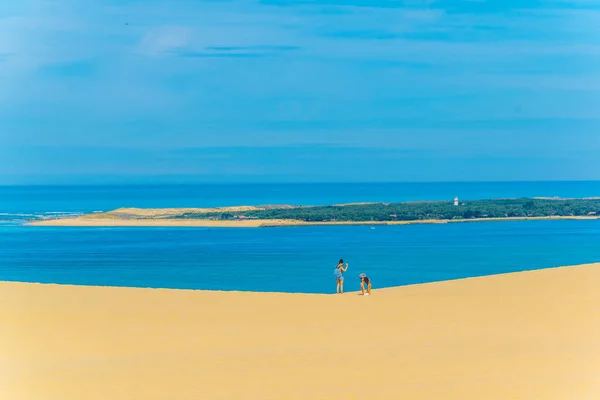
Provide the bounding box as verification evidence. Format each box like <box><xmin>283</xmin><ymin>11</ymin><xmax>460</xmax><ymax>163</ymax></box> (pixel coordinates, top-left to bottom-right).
<box><xmin>1</xmin><ymin>0</ymin><xmax>599</xmax><ymax>184</ymax></box>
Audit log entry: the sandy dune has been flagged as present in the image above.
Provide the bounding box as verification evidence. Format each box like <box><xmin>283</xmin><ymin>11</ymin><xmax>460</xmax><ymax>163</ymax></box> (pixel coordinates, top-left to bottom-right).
<box><xmin>103</xmin><ymin>206</ymin><xmax>264</xmax><ymax>218</ymax></box>
<box><xmin>2</xmin><ymin>264</ymin><xmax>600</xmax><ymax>399</ymax></box>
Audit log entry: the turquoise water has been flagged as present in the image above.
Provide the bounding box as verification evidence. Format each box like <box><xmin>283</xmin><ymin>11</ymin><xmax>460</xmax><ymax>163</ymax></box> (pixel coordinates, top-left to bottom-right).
<box><xmin>1</xmin><ymin>182</ymin><xmax>600</xmax><ymax>294</ymax></box>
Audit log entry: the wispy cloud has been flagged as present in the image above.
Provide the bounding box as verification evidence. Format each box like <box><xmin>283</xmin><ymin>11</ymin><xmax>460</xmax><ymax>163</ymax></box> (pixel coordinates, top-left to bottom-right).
<box><xmin>260</xmin><ymin>0</ymin><xmax>439</xmax><ymax>9</ymax></box>
<box><xmin>206</xmin><ymin>45</ymin><xmax>301</xmax><ymax>52</ymax></box>
<box><xmin>170</xmin><ymin>50</ymin><xmax>273</xmax><ymax>58</ymax></box>
<box><xmin>168</xmin><ymin>44</ymin><xmax>301</xmax><ymax>58</ymax></box>
<box><xmin>138</xmin><ymin>26</ymin><xmax>194</xmax><ymax>56</ymax></box>
<box><xmin>1</xmin><ymin>0</ymin><xmax>600</xmax><ymax>183</ymax></box>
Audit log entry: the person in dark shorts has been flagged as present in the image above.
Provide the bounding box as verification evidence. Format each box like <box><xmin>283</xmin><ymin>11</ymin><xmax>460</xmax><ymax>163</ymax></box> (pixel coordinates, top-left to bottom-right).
<box><xmin>359</xmin><ymin>273</ymin><xmax>372</xmax><ymax>295</ymax></box>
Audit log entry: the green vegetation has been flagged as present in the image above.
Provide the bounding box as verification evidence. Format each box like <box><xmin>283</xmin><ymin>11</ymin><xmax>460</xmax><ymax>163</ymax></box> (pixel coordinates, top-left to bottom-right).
<box><xmin>171</xmin><ymin>198</ymin><xmax>600</xmax><ymax>222</ymax></box>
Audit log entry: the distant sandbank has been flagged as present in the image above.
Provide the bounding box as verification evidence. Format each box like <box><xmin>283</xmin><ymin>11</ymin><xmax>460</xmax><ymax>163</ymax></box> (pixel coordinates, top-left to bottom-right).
<box><xmin>28</xmin><ymin>214</ymin><xmax>600</xmax><ymax>228</ymax></box>
<box><xmin>2</xmin><ymin>263</ymin><xmax>599</xmax><ymax>399</ymax></box>
<box><xmin>24</xmin><ymin>199</ymin><xmax>600</xmax><ymax>228</ymax></box>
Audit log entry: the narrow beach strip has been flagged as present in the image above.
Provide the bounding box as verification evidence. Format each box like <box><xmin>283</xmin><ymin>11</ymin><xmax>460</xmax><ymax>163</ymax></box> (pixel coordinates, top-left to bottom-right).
<box><xmin>27</xmin><ymin>215</ymin><xmax>600</xmax><ymax>227</ymax></box>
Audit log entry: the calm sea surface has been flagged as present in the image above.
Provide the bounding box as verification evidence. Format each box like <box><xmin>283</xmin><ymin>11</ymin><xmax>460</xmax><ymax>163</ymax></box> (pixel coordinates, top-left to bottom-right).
<box><xmin>1</xmin><ymin>182</ymin><xmax>600</xmax><ymax>293</ymax></box>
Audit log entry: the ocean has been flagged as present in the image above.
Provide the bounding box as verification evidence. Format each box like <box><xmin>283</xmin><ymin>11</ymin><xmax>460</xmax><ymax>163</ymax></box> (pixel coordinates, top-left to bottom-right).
<box><xmin>1</xmin><ymin>182</ymin><xmax>600</xmax><ymax>294</ymax></box>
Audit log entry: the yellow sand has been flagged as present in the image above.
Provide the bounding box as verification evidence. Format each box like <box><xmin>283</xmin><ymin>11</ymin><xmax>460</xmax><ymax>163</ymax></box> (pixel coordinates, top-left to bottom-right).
<box><xmin>101</xmin><ymin>206</ymin><xmax>264</xmax><ymax>218</ymax></box>
<box><xmin>2</xmin><ymin>264</ymin><xmax>600</xmax><ymax>400</ymax></box>
<box><xmin>28</xmin><ymin>217</ymin><xmax>294</xmax><ymax>227</ymax></box>
<box><xmin>29</xmin><ymin>215</ymin><xmax>600</xmax><ymax>228</ymax></box>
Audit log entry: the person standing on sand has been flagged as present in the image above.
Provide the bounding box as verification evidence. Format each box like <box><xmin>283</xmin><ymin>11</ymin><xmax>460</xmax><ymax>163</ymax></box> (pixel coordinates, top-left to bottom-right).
<box><xmin>334</xmin><ymin>259</ymin><xmax>348</xmax><ymax>294</ymax></box>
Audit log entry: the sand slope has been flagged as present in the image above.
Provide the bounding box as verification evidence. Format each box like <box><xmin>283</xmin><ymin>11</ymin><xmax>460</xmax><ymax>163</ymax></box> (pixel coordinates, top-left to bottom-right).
<box><xmin>2</xmin><ymin>264</ymin><xmax>600</xmax><ymax>400</ymax></box>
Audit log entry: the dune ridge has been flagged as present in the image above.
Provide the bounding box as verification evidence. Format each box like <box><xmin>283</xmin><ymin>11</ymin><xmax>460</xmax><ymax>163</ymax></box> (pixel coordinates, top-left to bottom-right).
<box><xmin>2</xmin><ymin>263</ymin><xmax>600</xmax><ymax>399</ymax></box>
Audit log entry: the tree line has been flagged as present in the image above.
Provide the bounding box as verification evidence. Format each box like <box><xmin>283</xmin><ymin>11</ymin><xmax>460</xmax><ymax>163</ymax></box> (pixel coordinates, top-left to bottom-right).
<box><xmin>172</xmin><ymin>198</ymin><xmax>600</xmax><ymax>222</ymax></box>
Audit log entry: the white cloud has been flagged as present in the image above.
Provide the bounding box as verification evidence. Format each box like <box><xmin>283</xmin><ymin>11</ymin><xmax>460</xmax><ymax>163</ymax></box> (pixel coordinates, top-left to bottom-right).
<box><xmin>1</xmin><ymin>0</ymin><xmax>599</xmax><ymax>124</ymax></box>
<box><xmin>138</xmin><ymin>26</ymin><xmax>194</xmax><ymax>56</ymax></box>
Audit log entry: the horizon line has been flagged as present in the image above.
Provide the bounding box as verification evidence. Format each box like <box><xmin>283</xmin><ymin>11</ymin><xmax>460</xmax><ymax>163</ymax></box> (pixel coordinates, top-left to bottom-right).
<box><xmin>1</xmin><ymin>179</ymin><xmax>600</xmax><ymax>187</ymax></box>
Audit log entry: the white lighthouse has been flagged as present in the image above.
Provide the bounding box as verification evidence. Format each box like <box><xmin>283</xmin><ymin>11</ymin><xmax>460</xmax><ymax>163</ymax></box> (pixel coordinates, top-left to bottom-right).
<box><xmin>454</xmin><ymin>197</ymin><xmax>459</xmax><ymax>206</ymax></box>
